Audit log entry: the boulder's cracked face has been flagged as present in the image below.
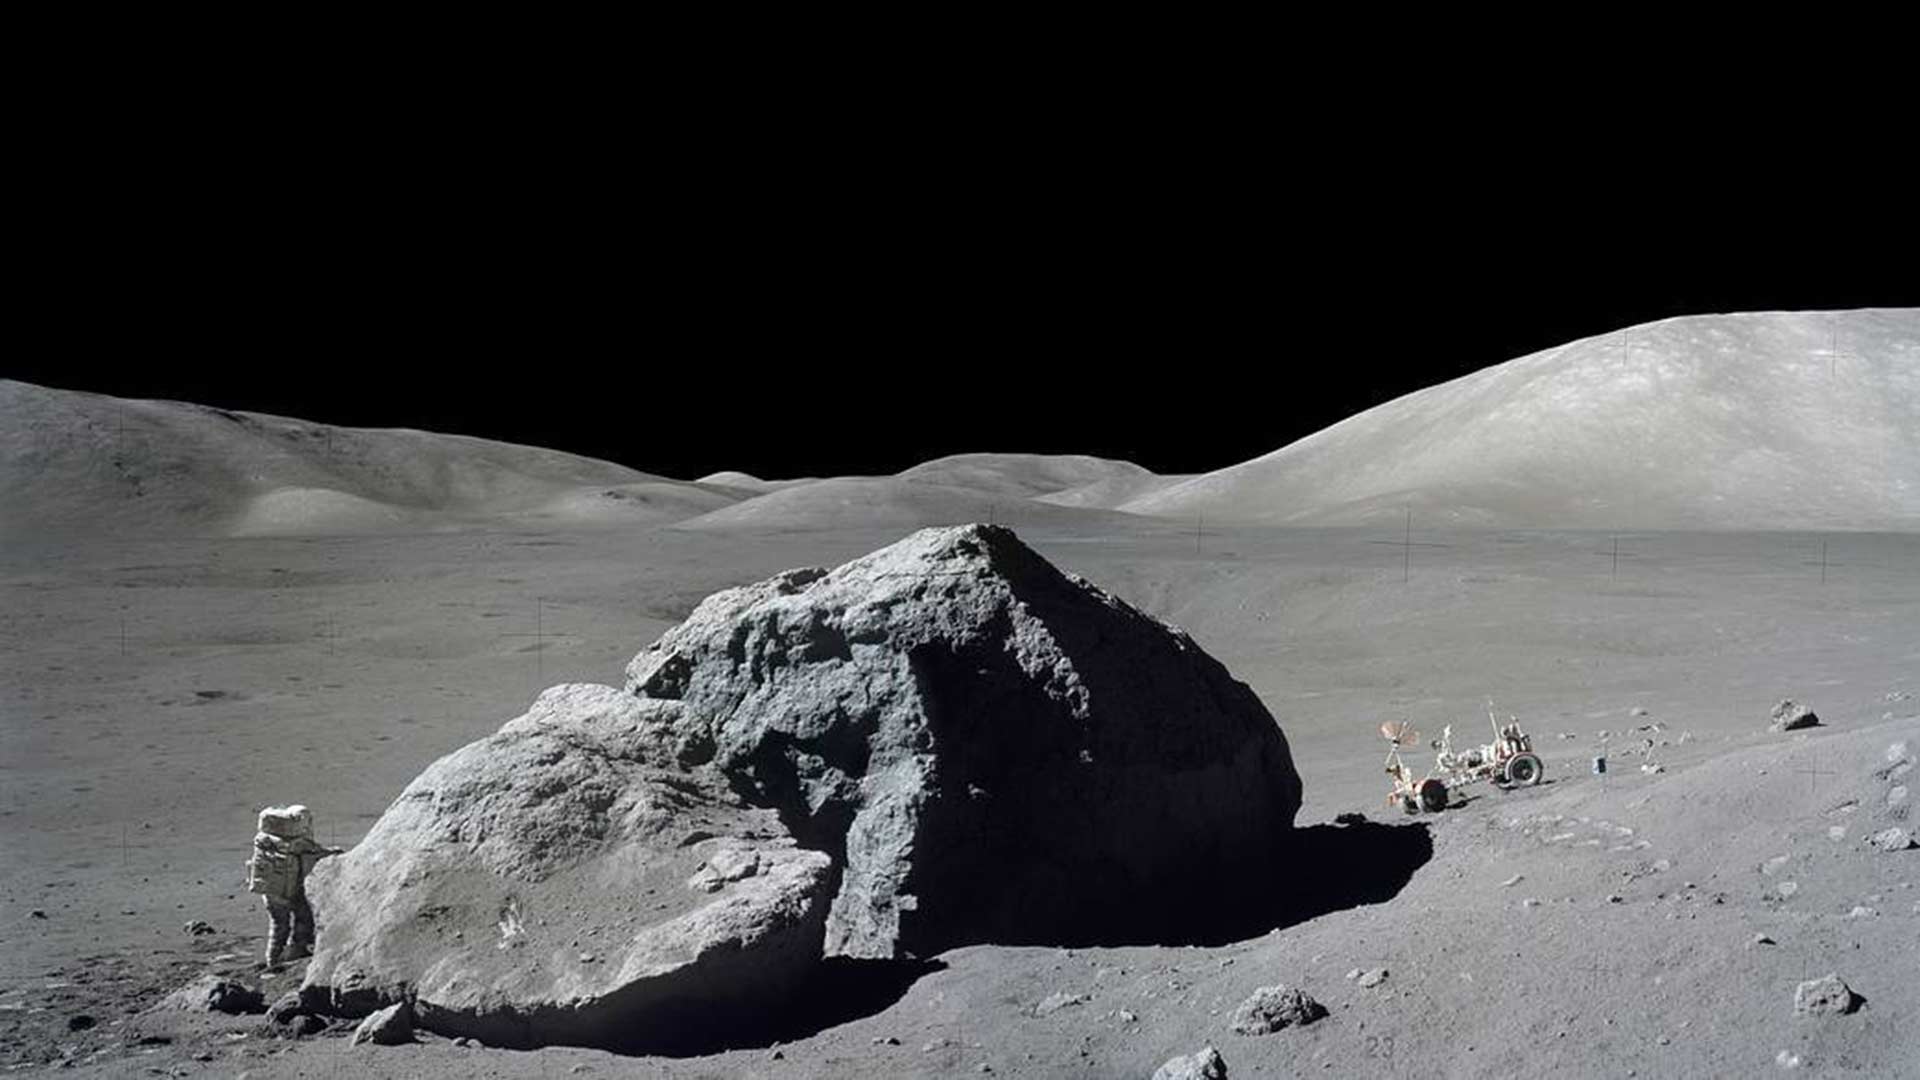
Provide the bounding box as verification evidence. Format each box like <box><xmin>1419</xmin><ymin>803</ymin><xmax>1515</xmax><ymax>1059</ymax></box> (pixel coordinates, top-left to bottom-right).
<box><xmin>305</xmin><ymin>683</ymin><xmax>835</xmax><ymax>1047</ymax></box>
<box><xmin>304</xmin><ymin>524</ymin><xmax>1301</xmax><ymax>1048</ymax></box>
<box><xmin>624</xmin><ymin>524</ymin><xmax>1302</xmax><ymax>958</ymax></box>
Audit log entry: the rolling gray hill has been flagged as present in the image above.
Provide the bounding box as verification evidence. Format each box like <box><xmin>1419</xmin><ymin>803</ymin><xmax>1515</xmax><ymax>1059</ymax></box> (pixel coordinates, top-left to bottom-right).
<box><xmin>1124</xmin><ymin>310</ymin><xmax>1920</xmax><ymax>530</ymax></box>
<box><xmin>895</xmin><ymin>452</ymin><xmax>1155</xmax><ymax>499</ymax></box>
<box><xmin>0</xmin><ymin>380</ymin><xmax>742</xmax><ymax>539</ymax></box>
<box><xmin>672</xmin><ymin>476</ymin><xmax>1140</xmax><ymax>532</ymax></box>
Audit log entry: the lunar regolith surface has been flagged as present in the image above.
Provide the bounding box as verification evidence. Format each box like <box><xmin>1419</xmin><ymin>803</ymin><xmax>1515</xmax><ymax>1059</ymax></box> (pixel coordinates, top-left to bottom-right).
<box><xmin>2</xmin><ymin>309</ymin><xmax>1917</xmax><ymax>1078</ymax></box>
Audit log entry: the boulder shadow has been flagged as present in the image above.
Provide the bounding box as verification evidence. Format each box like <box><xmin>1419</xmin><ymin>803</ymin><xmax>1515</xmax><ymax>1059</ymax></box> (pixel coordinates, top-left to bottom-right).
<box><xmin>1011</xmin><ymin>819</ymin><xmax>1433</xmax><ymax>949</ymax></box>
<box><xmin>609</xmin><ymin>957</ymin><xmax>945</xmax><ymax>1057</ymax></box>
<box><xmin>594</xmin><ymin>821</ymin><xmax>1424</xmax><ymax>1053</ymax></box>
<box><xmin>554</xmin><ymin>822</ymin><xmax>1422</xmax><ymax>1055</ymax></box>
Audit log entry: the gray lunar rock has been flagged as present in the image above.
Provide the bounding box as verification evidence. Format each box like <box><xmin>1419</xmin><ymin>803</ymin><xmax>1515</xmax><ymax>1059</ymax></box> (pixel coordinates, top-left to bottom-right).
<box><xmin>157</xmin><ymin>974</ymin><xmax>264</xmax><ymax>1015</ymax></box>
<box><xmin>352</xmin><ymin>1002</ymin><xmax>415</xmax><ymax>1046</ymax></box>
<box><xmin>1769</xmin><ymin>700</ymin><xmax>1821</xmax><ymax>732</ymax></box>
<box><xmin>302</xmin><ymin>525</ymin><xmax>1299</xmax><ymax>1050</ymax></box>
<box><xmin>1867</xmin><ymin>827</ymin><xmax>1914</xmax><ymax>852</ymax></box>
<box><xmin>290</xmin><ymin>1013</ymin><xmax>326</xmax><ymax>1037</ymax></box>
<box><xmin>266</xmin><ymin>991</ymin><xmax>304</xmax><ymax>1025</ymax></box>
<box><xmin>1033</xmin><ymin>991</ymin><xmax>1090</xmax><ymax>1017</ymax></box>
<box><xmin>302</xmin><ymin>683</ymin><xmax>835</xmax><ymax>1047</ymax></box>
<box><xmin>687</xmin><ymin>845</ymin><xmax>762</xmax><ymax>892</ymax></box>
<box><xmin>1793</xmin><ymin>974</ymin><xmax>1861</xmax><ymax>1016</ymax></box>
<box><xmin>1228</xmin><ymin>984</ymin><xmax>1326</xmax><ymax>1034</ymax></box>
<box><xmin>623</xmin><ymin>524</ymin><xmax>1301</xmax><ymax>959</ymax></box>
<box><xmin>1154</xmin><ymin>1045</ymin><xmax>1229</xmax><ymax>1079</ymax></box>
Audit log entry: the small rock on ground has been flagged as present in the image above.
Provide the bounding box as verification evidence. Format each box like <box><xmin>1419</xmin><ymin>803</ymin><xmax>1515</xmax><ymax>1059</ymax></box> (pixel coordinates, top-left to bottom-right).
<box><xmin>160</xmin><ymin>975</ymin><xmax>265</xmax><ymax>1016</ymax></box>
<box><xmin>265</xmin><ymin>991</ymin><xmax>303</xmax><ymax>1025</ymax></box>
<box><xmin>290</xmin><ymin>1013</ymin><xmax>327</xmax><ymax>1037</ymax></box>
<box><xmin>1769</xmin><ymin>700</ymin><xmax>1820</xmax><ymax>732</ymax></box>
<box><xmin>351</xmin><ymin>1002</ymin><xmax>416</xmax><ymax>1046</ymax></box>
<box><xmin>1153</xmin><ymin>1046</ymin><xmax>1228</xmax><ymax>1080</ymax></box>
<box><xmin>1792</xmin><ymin>974</ymin><xmax>1860</xmax><ymax>1017</ymax></box>
<box><xmin>1867</xmin><ymin>827</ymin><xmax>1914</xmax><ymax>852</ymax></box>
<box><xmin>1357</xmin><ymin>968</ymin><xmax>1388</xmax><ymax>989</ymax></box>
<box><xmin>1229</xmin><ymin>985</ymin><xmax>1326</xmax><ymax>1035</ymax></box>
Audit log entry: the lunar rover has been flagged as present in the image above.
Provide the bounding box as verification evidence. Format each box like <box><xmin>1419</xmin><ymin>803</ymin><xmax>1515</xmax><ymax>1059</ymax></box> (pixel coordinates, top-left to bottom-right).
<box><xmin>1380</xmin><ymin>704</ymin><xmax>1544</xmax><ymax>814</ymax></box>
<box><xmin>1381</xmin><ymin>719</ymin><xmax>1450</xmax><ymax>814</ymax></box>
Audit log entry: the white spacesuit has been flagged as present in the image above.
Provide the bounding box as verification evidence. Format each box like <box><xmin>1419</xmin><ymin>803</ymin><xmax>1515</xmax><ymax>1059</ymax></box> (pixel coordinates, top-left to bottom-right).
<box><xmin>245</xmin><ymin>805</ymin><xmax>344</xmax><ymax>967</ymax></box>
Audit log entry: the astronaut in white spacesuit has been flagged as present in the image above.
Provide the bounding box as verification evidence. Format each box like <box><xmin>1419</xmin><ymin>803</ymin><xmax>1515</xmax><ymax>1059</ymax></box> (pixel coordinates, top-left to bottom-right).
<box><xmin>245</xmin><ymin>805</ymin><xmax>345</xmax><ymax>968</ymax></box>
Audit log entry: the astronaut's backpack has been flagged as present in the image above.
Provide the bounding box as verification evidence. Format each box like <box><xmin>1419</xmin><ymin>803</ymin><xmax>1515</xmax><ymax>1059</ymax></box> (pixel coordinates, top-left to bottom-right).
<box><xmin>245</xmin><ymin>805</ymin><xmax>312</xmax><ymax>898</ymax></box>
<box><xmin>245</xmin><ymin>841</ymin><xmax>296</xmax><ymax>898</ymax></box>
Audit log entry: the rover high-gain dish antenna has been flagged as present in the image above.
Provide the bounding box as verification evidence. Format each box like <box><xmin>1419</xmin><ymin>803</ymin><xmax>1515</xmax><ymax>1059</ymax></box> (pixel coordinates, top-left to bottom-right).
<box><xmin>1380</xmin><ymin>719</ymin><xmax>1420</xmax><ymax>747</ymax></box>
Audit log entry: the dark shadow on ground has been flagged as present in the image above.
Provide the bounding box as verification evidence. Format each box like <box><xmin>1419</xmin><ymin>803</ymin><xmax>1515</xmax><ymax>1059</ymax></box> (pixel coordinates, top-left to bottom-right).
<box><xmin>589</xmin><ymin>823</ymin><xmax>1425</xmax><ymax>1052</ymax></box>
<box><xmin>1000</xmin><ymin>820</ymin><xmax>1433</xmax><ymax>949</ymax></box>
<box><xmin>613</xmin><ymin>958</ymin><xmax>945</xmax><ymax>1057</ymax></box>
<box><xmin>610</xmin><ymin>823</ymin><xmax>1425</xmax><ymax>1052</ymax></box>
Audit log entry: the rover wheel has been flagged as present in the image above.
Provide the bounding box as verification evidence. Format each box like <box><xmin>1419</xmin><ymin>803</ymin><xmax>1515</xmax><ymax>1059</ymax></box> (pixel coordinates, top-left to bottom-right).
<box><xmin>1418</xmin><ymin>778</ymin><xmax>1449</xmax><ymax>813</ymax></box>
<box><xmin>1505</xmin><ymin>753</ymin><xmax>1543</xmax><ymax>787</ymax></box>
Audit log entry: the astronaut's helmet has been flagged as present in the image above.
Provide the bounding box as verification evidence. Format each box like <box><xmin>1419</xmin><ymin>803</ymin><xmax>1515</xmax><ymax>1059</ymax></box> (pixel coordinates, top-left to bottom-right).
<box><xmin>257</xmin><ymin>804</ymin><xmax>314</xmax><ymax>840</ymax></box>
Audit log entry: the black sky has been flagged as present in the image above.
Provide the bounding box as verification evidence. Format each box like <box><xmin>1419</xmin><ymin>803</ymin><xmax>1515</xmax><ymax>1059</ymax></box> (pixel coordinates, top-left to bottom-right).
<box><xmin>10</xmin><ymin>50</ymin><xmax>1914</xmax><ymax>481</ymax></box>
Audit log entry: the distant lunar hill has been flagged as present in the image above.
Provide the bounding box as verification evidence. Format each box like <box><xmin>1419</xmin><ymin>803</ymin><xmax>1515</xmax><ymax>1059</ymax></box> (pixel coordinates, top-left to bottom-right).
<box><xmin>693</xmin><ymin>471</ymin><xmax>818</xmax><ymax>494</ymax></box>
<box><xmin>1034</xmin><ymin>471</ymin><xmax>1190</xmax><ymax>510</ymax></box>
<box><xmin>17</xmin><ymin>309</ymin><xmax>1909</xmax><ymax>540</ymax></box>
<box><xmin>0</xmin><ymin>380</ymin><xmax>743</xmax><ymax>539</ymax></box>
<box><xmin>1124</xmin><ymin>309</ymin><xmax>1920</xmax><ymax>530</ymax></box>
<box><xmin>673</xmin><ymin>476</ymin><xmax>1141</xmax><ymax>532</ymax></box>
<box><xmin>677</xmin><ymin>454</ymin><xmax>1174</xmax><ymax>531</ymax></box>
<box><xmin>894</xmin><ymin>453</ymin><xmax>1155</xmax><ymax>499</ymax></box>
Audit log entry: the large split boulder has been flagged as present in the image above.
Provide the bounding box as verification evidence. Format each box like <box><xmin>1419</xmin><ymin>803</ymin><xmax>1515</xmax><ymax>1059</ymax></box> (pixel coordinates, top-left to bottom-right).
<box><xmin>623</xmin><ymin>523</ymin><xmax>1302</xmax><ymax>957</ymax></box>
<box><xmin>302</xmin><ymin>524</ymin><xmax>1301</xmax><ymax>1048</ymax></box>
<box><xmin>301</xmin><ymin>683</ymin><xmax>834</xmax><ymax>1050</ymax></box>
